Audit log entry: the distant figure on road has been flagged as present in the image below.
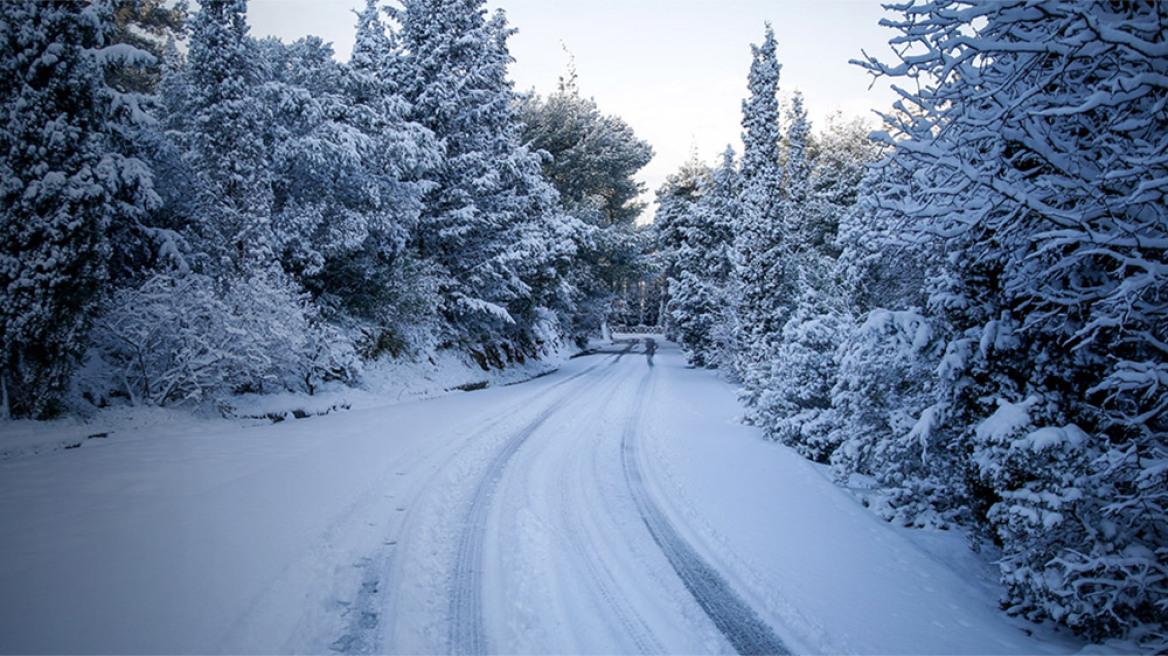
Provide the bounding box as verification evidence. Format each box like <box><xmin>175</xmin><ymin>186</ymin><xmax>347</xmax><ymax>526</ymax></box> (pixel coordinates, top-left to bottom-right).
<box><xmin>644</xmin><ymin>337</ymin><xmax>657</xmax><ymax>366</ymax></box>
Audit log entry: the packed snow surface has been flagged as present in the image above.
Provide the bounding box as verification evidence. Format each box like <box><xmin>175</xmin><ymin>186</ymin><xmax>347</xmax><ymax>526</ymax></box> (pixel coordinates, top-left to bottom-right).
<box><xmin>0</xmin><ymin>339</ymin><xmax>1082</xmax><ymax>654</ymax></box>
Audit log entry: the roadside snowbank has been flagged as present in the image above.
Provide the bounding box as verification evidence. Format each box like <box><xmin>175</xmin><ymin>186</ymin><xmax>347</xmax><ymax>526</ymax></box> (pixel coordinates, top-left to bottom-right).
<box><xmin>0</xmin><ymin>343</ymin><xmax>575</xmax><ymax>462</ymax></box>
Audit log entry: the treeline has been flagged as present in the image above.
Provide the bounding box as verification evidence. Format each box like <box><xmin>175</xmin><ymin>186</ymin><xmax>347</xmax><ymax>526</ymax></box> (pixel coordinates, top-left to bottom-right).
<box><xmin>658</xmin><ymin>2</ymin><xmax>1166</xmax><ymax>649</ymax></box>
<box><xmin>0</xmin><ymin>0</ymin><xmax>652</xmax><ymax>419</ymax></box>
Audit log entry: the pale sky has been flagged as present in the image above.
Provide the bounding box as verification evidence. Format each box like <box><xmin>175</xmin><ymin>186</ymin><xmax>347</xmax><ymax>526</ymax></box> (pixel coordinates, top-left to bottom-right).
<box><xmin>247</xmin><ymin>0</ymin><xmax>902</xmax><ymax>218</ymax></box>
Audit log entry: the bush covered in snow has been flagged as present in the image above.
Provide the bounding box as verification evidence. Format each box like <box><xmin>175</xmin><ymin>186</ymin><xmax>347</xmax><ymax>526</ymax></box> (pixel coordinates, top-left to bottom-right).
<box><xmin>84</xmin><ymin>271</ymin><xmax>359</xmax><ymax>408</ymax></box>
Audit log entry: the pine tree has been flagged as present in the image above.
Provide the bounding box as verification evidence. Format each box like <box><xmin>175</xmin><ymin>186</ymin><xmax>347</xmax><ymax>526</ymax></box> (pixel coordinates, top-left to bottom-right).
<box><xmin>780</xmin><ymin>91</ymin><xmax>811</xmax><ymax>241</ymax></box>
<box><xmin>666</xmin><ymin>147</ymin><xmax>739</xmax><ymax>368</ymax></box>
<box><xmin>733</xmin><ymin>23</ymin><xmax>786</xmax><ymax>391</ymax></box>
<box><xmin>167</xmin><ymin>0</ymin><xmax>274</xmax><ymax>274</ymax></box>
<box><xmin>392</xmin><ymin>0</ymin><xmax>576</xmax><ymax>349</ymax></box>
<box><xmin>0</xmin><ymin>0</ymin><xmax>156</xmax><ymax>418</ymax></box>
<box><xmin>521</xmin><ymin>87</ymin><xmax>653</xmax><ymax>228</ymax></box>
<box><xmin>739</xmin><ymin>83</ymin><xmax>831</xmax><ymax>452</ymax></box>
<box><xmin>519</xmin><ymin>82</ymin><xmax>653</xmax><ymax>343</ymax></box>
<box><xmin>350</xmin><ymin>0</ymin><xmax>401</xmax><ymax>94</ymax></box>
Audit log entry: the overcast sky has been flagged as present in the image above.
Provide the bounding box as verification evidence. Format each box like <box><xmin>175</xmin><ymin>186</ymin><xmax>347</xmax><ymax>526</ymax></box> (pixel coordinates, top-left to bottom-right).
<box><xmin>247</xmin><ymin>0</ymin><xmax>902</xmax><ymax>218</ymax></box>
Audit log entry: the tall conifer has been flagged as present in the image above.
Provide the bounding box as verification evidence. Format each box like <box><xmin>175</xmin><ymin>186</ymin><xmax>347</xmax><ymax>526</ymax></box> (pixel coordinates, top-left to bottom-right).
<box><xmin>0</xmin><ymin>0</ymin><xmax>155</xmax><ymax>417</ymax></box>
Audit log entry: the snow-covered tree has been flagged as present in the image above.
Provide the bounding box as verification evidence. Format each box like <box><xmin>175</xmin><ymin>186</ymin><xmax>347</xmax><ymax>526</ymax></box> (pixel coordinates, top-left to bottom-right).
<box><xmin>666</xmin><ymin>147</ymin><xmax>740</xmax><ymax>368</ymax></box>
<box><xmin>742</xmin><ymin>87</ymin><xmax>827</xmax><ymax>451</ymax></box>
<box><xmin>520</xmin><ymin>82</ymin><xmax>653</xmax><ymax>342</ymax></box>
<box><xmin>806</xmin><ymin>115</ymin><xmax>874</xmax><ymax>259</ymax></box>
<box><xmin>164</xmin><ymin>0</ymin><xmax>275</xmax><ymax>274</ymax></box>
<box><xmin>392</xmin><ymin>0</ymin><xmax>578</xmax><ymax>349</ymax></box>
<box><xmin>779</xmin><ymin>91</ymin><xmax>811</xmax><ymax>239</ymax></box>
<box><xmin>256</xmin><ymin>33</ymin><xmax>435</xmax><ymax>301</ymax></box>
<box><xmin>859</xmin><ymin>0</ymin><xmax>1168</xmax><ymax>644</ymax></box>
<box><xmin>732</xmin><ymin>23</ymin><xmax>787</xmax><ymax>391</ymax></box>
<box><xmin>521</xmin><ymin>86</ymin><xmax>653</xmax><ymax>228</ymax></box>
<box><xmin>350</xmin><ymin>0</ymin><xmax>401</xmax><ymax>94</ymax></box>
<box><xmin>295</xmin><ymin>0</ymin><xmax>443</xmax><ymax>357</ymax></box>
<box><xmin>654</xmin><ymin>155</ymin><xmax>708</xmax><ymax>333</ymax></box>
<box><xmin>0</xmin><ymin>0</ymin><xmax>157</xmax><ymax>418</ymax></box>
<box><xmin>93</xmin><ymin>0</ymin><xmax>362</xmax><ymax>406</ymax></box>
<box><xmin>759</xmin><ymin>113</ymin><xmax>879</xmax><ymax>459</ymax></box>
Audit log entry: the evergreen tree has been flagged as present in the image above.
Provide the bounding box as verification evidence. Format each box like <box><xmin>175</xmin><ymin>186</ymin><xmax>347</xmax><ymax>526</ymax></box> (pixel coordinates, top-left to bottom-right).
<box><xmin>521</xmin><ymin>86</ymin><xmax>653</xmax><ymax>228</ymax></box>
<box><xmin>732</xmin><ymin>24</ymin><xmax>786</xmax><ymax>391</ymax></box>
<box><xmin>392</xmin><ymin>0</ymin><xmax>577</xmax><ymax>349</ymax></box>
<box><xmin>89</xmin><ymin>0</ymin><xmax>361</xmax><ymax>406</ymax></box>
<box><xmin>257</xmin><ymin>33</ymin><xmax>435</xmax><ymax>304</ymax></box>
<box><xmin>655</xmin><ymin>158</ymin><xmax>708</xmax><ymax>288</ymax></box>
<box><xmin>167</xmin><ymin>0</ymin><xmax>273</xmax><ymax>274</ymax></box>
<box><xmin>350</xmin><ymin>0</ymin><xmax>402</xmax><ymax>94</ymax></box>
<box><xmin>780</xmin><ymin>91</ymin><xmax>811</xmax><ymax>242</ymax></box>
<box><xmin>520</xmin><ymin>82</ymin><xmax>653</xmax><ymax>342</ymax></box>
<box><xmin>808</xmin><ymin>115</ymin><xmax>875</xmax><ymax>258</ymax></box>
<box><xmin>761</xmin><ymin>112</ymin><xmax>879</xmax><ymax>460</ymax></box>
<box><xmin>665</xmin><ymin>147</ymin><xmax>739</xmax><ymax>367</ymax></box>
<box><xmin>307</xmin><ymin>0</ymin><xmax>442</xmax><ymax>356</ymax></box>
<box><xmin>0</xmin><ymin>0</ymin><xmax>156</xmax><ymax>418</ymax></box>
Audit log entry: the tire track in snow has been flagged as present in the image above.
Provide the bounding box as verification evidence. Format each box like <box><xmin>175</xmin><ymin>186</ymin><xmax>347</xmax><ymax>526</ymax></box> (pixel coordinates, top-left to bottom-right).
<box><xmin>328</xmin><ymin>347</ymin><xmax>631</xmax><ymax>655</ymax></box>
<box><xmin>448</xmin><ymin>343</ymin><xmax>633</xmax><ymax>655</ymax></box>
<box><xmin>548</xmin><ymin>360</ymin><xmax>665</xmax><ymax>654</ymax></box>
<box><xmin>621</xmin><ymin>369</ymin><xmax>790</xmax><ymax>656</ymax></box>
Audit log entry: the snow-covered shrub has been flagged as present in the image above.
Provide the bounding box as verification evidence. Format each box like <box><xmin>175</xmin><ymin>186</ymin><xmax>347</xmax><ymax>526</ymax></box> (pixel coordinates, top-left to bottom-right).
<box><xmin>961</xmin><ymin>346</ymin><xmax>1168</xmax><ymax>643</ymax></box>
<box><xmin>969</xmin><ymin>398</ymin><xmax>1105</xmax><ymax>635</ymax></box>
<box><xmin>830</xmin><ymin>309</ymin><xmax>957</xmax><ymax>526</ymax></box>
<box><xmin>757</xmin><ymin>308</ymin><xmax>849</xmax><ymax>462</ymax></box>
<box><xmin>1075</xmin><ymin>361</ymin><xmax>1168</xmax><ymax>645</ymax></box>
<box><xmin>968</xmin><ymin>392</ymin><xmax>1166</xmax><ymax>642</ymax></box>
<box><xmin>88</xmin><ymin>271</ymin><xmax>358</xmax><ymax>408</ymax></box>
<box><xmin>223</xmin><ymin>270</ymin><xmax>360</xmax><ymax>396</ymax></box>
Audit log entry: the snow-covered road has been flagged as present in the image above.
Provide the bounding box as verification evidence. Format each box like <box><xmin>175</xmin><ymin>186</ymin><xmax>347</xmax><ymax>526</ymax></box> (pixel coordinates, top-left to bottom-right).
<box><xmin>0</xmin><ymin>339</ymin><xmax>1080</xmax><ymax>654</ymax></box>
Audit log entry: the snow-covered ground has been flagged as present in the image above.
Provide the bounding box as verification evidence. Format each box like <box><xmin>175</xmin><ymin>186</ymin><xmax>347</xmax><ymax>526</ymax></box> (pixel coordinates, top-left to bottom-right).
<box><xmin>0</xmin><ymin>338</ymin><xmax>1087</xmax><ymax>654</ymax></box>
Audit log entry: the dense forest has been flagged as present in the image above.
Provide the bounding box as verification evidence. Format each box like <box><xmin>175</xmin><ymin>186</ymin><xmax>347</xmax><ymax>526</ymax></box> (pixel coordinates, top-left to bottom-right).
<box><xmin>1</xmin><ymin>0</ymin><xmax>1164</xmax><ymax>649</ymax></box>
<box><xmin>1</xmin><ymin>0</ymin><xmax>655</xmax><ymax>419</ymax></box>
<box><xmin>657</xmin><ymin>4</ymin><xmax>1166</xmax><ymax>648</ymax></box>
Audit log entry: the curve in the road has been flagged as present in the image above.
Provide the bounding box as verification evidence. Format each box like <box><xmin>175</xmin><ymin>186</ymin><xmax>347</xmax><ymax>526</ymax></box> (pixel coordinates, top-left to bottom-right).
<box><xmin>621</xmin><ymin>370</ymin><xmax>791</xmax><ymax>656</ymax></box>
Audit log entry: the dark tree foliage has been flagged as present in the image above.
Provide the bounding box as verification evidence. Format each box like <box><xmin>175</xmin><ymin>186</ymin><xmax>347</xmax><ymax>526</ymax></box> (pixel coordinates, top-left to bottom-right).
<box><xmin>519</xmin><ymin>82</ymin><xmax>653</xmax><ymax>342</ymax></box>
<box><xmin>0</xmin><ymin>0</ymin><xmax>155</xmax><ymax>418</ymax></box>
